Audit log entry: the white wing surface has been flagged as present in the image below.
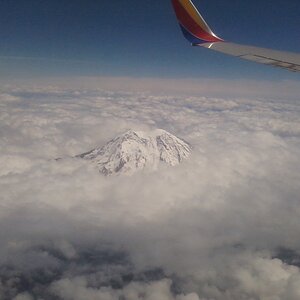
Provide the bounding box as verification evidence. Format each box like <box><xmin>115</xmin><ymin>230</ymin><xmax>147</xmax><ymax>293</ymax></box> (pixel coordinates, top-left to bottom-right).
<box><xmin>171</xmin><ymin>0</ymin><xmax>300</xmax><ymax>73</ymax></box>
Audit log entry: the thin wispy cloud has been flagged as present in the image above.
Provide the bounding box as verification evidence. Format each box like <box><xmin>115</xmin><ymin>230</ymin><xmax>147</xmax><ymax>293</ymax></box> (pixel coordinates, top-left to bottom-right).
<box><xmin>0</xmin><ymin>56</ymin><xmax>94</xmax><ymax>64</ymax></box>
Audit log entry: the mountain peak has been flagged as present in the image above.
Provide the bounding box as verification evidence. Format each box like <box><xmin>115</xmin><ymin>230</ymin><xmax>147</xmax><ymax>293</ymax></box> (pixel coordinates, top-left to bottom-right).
<box><xmin>78</xmin><ymin>129</ymin><xmax>191</xmax><ymax>176</ymax></box>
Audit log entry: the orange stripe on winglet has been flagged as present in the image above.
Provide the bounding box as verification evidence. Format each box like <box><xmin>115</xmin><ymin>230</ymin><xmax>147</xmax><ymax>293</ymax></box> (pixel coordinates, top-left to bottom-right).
<box><xmin>178</xmin><ymin>0</ymin><xmax>212</xmax><ymax>35</ymax></box>
<box><xmin>172</xmin><ymin>0</ymin><xmax>222</xmax><ymax>42</ymax></box>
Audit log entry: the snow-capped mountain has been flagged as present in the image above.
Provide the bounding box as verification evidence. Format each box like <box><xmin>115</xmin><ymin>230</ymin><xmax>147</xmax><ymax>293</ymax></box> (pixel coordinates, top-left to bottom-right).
<box><xmin>78</xmin><ymin>129</ymin><xmax>191</xmax><ymax>176</ymax></box>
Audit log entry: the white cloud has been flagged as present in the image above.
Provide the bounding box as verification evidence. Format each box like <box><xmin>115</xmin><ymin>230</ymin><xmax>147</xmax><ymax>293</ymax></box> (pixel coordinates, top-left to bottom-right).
<box><xmin>0</xmin><ymin>81</ymin><xmax>300</xmax><ymax>299</ymax></box>
<box><xmin>13</xmin><ymin>293</ymin><xmax>34</xmax><ymax>300</ymax></box>
<box><xmin>2</xmin><ymin>76</ymin><xmax>300</xmax><ymax>100</ymax></box>
<box><xmin>51</xmin><ymin>277</ymin><xmax>201</xmax><ymax>300</ymax></box>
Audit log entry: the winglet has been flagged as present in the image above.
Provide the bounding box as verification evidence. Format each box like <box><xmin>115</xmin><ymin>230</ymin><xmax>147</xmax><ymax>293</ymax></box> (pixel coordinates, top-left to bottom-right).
<box><xmin>171</xmin><ymin>0</ymin><xmax>223</xmax><ymax>45</ymax></box>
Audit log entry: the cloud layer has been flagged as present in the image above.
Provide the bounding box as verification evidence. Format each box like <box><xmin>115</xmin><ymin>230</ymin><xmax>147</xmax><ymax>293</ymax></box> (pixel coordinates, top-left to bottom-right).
<box><xmin>1</xmin><ymin>82</ymin><xmax>300</xmax><ymax>299</ymax></box>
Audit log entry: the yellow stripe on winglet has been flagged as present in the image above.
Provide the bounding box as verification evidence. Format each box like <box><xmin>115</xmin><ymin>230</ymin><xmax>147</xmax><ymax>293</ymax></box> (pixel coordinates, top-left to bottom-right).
<box><xmin>178</xmin><ymin>0</ymin><xmax>213</xmax><ymax>34</ymax></box>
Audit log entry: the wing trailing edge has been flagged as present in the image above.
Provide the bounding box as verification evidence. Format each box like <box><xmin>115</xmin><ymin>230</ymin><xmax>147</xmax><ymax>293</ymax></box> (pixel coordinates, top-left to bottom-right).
<box><xmin>171</xmin><ymin>0</ymin><xmax>300</xmax><ymax>73</ymax></box>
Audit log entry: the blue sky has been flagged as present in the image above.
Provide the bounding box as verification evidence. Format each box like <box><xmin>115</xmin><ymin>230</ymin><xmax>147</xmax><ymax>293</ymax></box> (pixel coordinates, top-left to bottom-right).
<box><xmin>0</xmin><ymin>0</ymin><xmax>299</xmax><ymax>80</ymax></box>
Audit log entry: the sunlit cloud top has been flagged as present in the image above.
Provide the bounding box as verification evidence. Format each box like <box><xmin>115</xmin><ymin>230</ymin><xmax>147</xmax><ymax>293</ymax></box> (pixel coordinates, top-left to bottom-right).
<box><xmin>1</xmin><ymin>82</ymin><xmax>300</xmax><ymax>299</ymax></box>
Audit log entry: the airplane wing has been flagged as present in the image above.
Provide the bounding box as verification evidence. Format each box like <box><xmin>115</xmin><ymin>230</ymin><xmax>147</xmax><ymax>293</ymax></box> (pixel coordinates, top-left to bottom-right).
<box><xmin>171</xmin><ymin>0</ymin><xmax>300</xmax><ymax>73</ymax></box>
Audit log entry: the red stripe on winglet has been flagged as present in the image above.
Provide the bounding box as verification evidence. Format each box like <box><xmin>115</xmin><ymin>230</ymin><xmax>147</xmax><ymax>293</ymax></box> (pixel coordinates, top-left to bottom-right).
<box><xmin>172</xmin><ymin>0</ymin><xmax>222</xmax><ymax>42</ymax></box>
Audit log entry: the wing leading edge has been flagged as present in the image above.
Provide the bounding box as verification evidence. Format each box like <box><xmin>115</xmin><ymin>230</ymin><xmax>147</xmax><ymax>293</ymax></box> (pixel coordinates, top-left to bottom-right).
<box><xmin>171</xmin><ymin>0</ymin><xmax>300</xmax><ymax>73</ymax></box>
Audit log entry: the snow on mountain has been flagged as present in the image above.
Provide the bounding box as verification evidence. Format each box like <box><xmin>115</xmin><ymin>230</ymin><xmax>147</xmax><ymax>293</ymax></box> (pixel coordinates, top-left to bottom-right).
<box><xmin>78</xmin><ymin>129</ymin><xmax>191</xmax><ymax>176</ymax></box>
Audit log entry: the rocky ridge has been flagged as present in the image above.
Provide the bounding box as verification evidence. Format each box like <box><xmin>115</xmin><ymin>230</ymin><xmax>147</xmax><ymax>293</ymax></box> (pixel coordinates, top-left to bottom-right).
<box><xmin>78</xmin><ymin>129</ymin><xmax>191</xmax><ymax>176</ymax></box>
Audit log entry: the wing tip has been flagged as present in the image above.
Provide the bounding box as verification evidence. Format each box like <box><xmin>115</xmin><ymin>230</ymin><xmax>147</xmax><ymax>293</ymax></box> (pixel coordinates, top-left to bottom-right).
<box><xmin>172</xmin><ymin>0</ymin><xmax>223</xmax><ymax>44</ymax></box>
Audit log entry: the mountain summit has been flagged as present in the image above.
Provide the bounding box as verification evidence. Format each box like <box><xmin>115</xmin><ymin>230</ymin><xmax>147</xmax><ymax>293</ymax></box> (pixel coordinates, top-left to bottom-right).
<box><xmin>78</xmin><ymin>129</ymin><xmax>191</xmax><ymax>176</ymax></box>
